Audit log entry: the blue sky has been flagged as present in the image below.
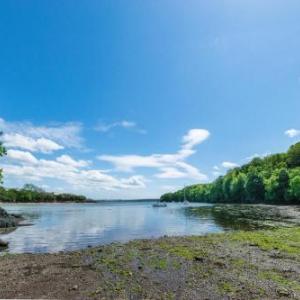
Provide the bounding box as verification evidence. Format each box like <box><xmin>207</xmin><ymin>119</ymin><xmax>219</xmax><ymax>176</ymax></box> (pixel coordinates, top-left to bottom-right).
<box><xmin>0</xmin><ymin>0</ymin><xmax>300</xmax><ymax>199</ymax></box>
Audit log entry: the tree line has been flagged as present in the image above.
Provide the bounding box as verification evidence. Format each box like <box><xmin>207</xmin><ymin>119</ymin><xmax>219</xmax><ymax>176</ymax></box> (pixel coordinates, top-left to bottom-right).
<box><xmin>0</xmin><ymin>184</ymin><xmax>87</xmax><ymax>203</ymax></box>
<box><xmin>161</xmin><ymin>142</ymin><xmax>300</xmax><ymax>204</ymax></box>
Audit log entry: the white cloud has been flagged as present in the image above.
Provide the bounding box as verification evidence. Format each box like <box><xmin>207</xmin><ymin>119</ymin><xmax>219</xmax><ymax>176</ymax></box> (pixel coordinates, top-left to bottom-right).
<box><xmin>221</xmin><ymin>161</ymin><xmax>240</xmax><ymax>169</ymax></box>
<box><xmin>95</xmin><ymin>120</ymin><xmax>146</xmax><ymax>134</ymax></box>
<box><xmin>98</xmin><ymin>128</ymin><xmax>209</xmax><ymax>181</ymax></box>
<box><xmin>155</xmin><ymin>167</ymin><xmax>187</xmax><ymax>179</ymax></box>
<box><xmin>0</xmin><ymin>118</ymin><xmax>83</xmax><ymax>150</ymax></box>
<box><xmin>56</xmin><ymin>155</ymin><xmax>90</xmax><ymax>168</ymax></box>
<box><xmin>2</xmin><ymin>151</ymin><xmax>146</xmax><ymax>192</ymax></box>
<box><xmin>174</xmin><ymin>161</ymin><xmax>207</xmax><ymax>181</ymax></box>
<box><xmin>182</xmin><ymin>129</ymin><xmax>210</xmax><ymax>149</ymax></box>
<box><xmin>3</xmin><ymin>133</ymin><xmax>63</xmax><ymax>153</ymax></box>
<box><xmin>120</xmin><ymin>175</ymin><xmax>147</xmax><ymax>189</ymax></box>
<box><xmin>7</xmin><ymin>149</ymin><xmax>38</xmax><ymax>164</ymax></box>
<box><xmin>0</xmin><ymin>121</ymin><xmax>210</xmax><ymax>196</ymax></box>
<box><xmin>285</xmin><ymin>128</ymin><xmax>300</xmax><ymax>138</ymax></box>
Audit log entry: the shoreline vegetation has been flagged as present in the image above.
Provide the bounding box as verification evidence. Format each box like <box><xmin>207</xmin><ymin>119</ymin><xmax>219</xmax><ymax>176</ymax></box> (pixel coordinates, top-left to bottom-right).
<box><xmin>161</xmin><ymin>142</ymin><xmax>300</xmax><ymax>205</ymax></box>
<box><xmin>0</xmin><ymin>184</ymin><xmax>88</xmax><ymax>203</ymax></box>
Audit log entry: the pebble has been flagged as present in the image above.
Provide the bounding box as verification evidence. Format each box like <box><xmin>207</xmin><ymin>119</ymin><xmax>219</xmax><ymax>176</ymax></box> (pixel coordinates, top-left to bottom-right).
<box><xmin>71</xmin><ymin>285</ymin><xmax>79</xmax><ymax>291</ymax></box>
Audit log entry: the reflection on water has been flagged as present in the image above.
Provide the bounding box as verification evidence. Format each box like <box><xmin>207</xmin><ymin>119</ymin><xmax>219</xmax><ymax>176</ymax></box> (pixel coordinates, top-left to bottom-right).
<box><xmin>0</xmin><ymin>201</ymin><xmax>221</xmax><ymax>253</ymax></box>
<box><xmin>184</xmin><ymin>204</ymin><xmax>285</xmax><ymax>231</ymax></box>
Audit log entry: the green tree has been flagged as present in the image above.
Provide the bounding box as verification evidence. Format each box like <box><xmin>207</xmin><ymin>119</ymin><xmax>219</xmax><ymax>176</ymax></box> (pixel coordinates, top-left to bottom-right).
<box><xmin>231</xmin><ymin>174</ymin><xmax>246</xmax><ymax>203</ymax></box>
<box><xmin>265</xmin><ymin>175</ymin><xmax>277</xmax><ymax>203</ymax></box>
<box><xmin>23</xmin><ymin>184</ymin><xmax>45</xmax><ymax>193</ymax></box>
<box><xmin>289</xmin><ymin>175</ymin><xmax>300</xmax><ymax>203</ymax></box>
<box><xmin>276</xmin><ymin>169</ymin><xmax>289</xmax><ymax>203</ymax></box>
<box><xmin>245</xmin><ymin>173</ymin><xmax>265</xmax><ymax>203</ymax></box>
<box><xmin>287</xmin><ymin>142</ymin><xmax>300</xmax><ymax>168</ymax></box>
<box><xmin>210</xmin><ymin>177</ymin><xmax>224</xmax><ymax>203</ymax></box>
<box><xmin>222</xmin><ymin>176</ymin><xmax>232</xmax><ymax>202</ymax></box>
<box><xmin>160</xmin><ymin>142</ymin><xmax>300</xmax><ymax>205</ymax></box>
<box><xmin>265</xmin><ymin>169</ymin><xmax>289</xmax><ymax>203</ymax></box>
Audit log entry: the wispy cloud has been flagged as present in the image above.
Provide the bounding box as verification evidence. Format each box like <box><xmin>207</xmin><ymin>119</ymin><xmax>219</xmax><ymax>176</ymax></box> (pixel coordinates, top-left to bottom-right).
<box><xmin>285</xmin><ymin>128</ymin><xmax>300</xmax><ymax>138</ymax></box>
<box><xmin>3</xmin><ymin>133</ymin><xmax>64</xmax><ymax>153</ymax></box>
<box><xmin>7</xmin><ymin>149</ymin><xmax>38</xmax><ymax>164</ymax></box>
<box><xmin>211</xmin><ymin>160</ymin><xmax>239</xmax><ymax>177</ymax></box>
<box><xmin>0</xmin><ymin>118</ymin><xmax>84</xmax><ymax>152</ymax></box>
<box><xmin>56</xmin><ymin>154</ymin><xmax>90</xmax><ymax>168</ymax></box>
<box><xmin>2</xmin><ymin>150</ymin><xmax>146</xmax><ymax>191</ymax></box>
<box><xmin>182</xmin><ymin>129</ymin><xmax>210</xmax><ymax>150</ymax></box>
<box><xmin>95</xmin><ymin>120</ymin><xmax>146</xmax><ymax>134</ymax></box>
<box><xmin>98</xmin><ymin>129</ymin><xmax>210</xmax><ymax>181</ymax></box>
<box><xmin>0</xmin><ymin>119</ymin><xmax>210</xmax><ymax>196</ymax></box>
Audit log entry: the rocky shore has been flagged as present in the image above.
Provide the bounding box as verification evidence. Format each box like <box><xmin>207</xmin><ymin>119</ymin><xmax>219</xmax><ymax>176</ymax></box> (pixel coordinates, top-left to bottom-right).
<box><xmin>0</xmin><ymin>206</ymin><xmax>22</xmax><ymax>249</ymax></box>
<box><xmin>0</xmin><ymin>206</ymin><xmax>23</xmax><ymax>228</ymax></box>
<box><xmin>0</xmin><ymin>226</ymin><xmax>299</xmax><ymax>299</ymax></box>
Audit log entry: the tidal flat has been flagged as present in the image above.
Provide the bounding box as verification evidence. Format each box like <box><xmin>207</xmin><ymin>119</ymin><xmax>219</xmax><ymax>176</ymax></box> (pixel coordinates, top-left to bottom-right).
<box><xmin>0</xmin><ymin>227</ymin><xmax>299</xmax><ymax>299</ymax></box>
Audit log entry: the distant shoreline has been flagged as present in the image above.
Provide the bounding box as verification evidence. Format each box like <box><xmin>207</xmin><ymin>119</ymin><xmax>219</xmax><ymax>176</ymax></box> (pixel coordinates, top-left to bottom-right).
<box><xmin>0</xmin><ymin>199</ymin><xmax>159</xmax><ymax>204</ymax></box>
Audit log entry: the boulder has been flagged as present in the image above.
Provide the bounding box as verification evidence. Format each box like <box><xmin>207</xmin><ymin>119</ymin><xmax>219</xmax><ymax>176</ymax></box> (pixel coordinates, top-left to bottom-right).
<box><xmin>0</xmin><ymin>207</ymin><xmax>17</xmax><ymax>228</ymax></box>
<box><xmin>0</xmin><ymin>239</ymin><xmax>9</xmax><ymax>248</ymax></box>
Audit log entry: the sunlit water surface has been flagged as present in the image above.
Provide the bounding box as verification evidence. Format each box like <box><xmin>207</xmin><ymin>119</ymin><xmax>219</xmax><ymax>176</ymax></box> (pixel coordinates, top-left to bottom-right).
<box><xmin>1</xmin><ymin>201</ymin><xmax>223</xmax><ymax>253</ymax></box>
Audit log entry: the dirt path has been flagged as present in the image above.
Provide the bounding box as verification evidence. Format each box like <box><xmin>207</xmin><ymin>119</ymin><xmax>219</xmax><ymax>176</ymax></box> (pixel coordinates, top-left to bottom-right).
<box><xmin>0</xmin><ymin>227</ymin><xmax>299</xmax><ymax>300</ymax></box>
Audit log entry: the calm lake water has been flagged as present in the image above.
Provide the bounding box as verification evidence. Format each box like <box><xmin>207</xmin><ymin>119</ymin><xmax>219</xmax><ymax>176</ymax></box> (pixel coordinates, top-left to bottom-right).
<box><xmin>0</xmin><ymin>201</ymin><xmax>224</xmax><ymax>253</ymax></box>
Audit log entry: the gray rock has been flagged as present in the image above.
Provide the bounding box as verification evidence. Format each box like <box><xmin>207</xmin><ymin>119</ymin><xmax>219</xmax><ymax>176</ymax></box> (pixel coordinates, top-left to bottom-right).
<box><xmin>0</xmin><ymin>207</ymin><xmax>17</xmax><ymax>228</ymax></box>
<box><xmin>0</xmin><ymin>239</ymin><xmax>9</xmax><ymax>248</ymax></box>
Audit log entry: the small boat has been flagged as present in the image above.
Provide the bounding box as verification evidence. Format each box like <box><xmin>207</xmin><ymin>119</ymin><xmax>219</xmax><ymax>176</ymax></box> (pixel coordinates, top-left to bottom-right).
<box><xmin>152</xmin><ymin>202</ymin><xmax>167</xmax><ymax>207</ymax></box>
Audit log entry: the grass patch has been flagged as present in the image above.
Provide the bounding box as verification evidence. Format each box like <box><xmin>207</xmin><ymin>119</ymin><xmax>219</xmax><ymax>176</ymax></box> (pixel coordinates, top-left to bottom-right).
<box><xmin>158</xmin><ymin>241</ymin><xmax>207</xmax><ymax>260</ymax></box>
<box><xmin>230</xmin><ymin>227</ymin><xmax>300</xmax><ymax>255</ymax></box>
<box><xmin>259</xmin><ymin>271</ymin><xmax>300</xmax><ymax>291</ymax></box>
<box><xmin>218</xmin><ymin>281</ymin><xmax>236</xmax><ymax>294</ymax></box>
<box><xmin>149</xmin><ymin>257</ymin><xmax>168</xmax><ymax>270</ymax></box>
<box><xmin>230</xmin><ymin>258</ymin><xmax>246</xmax><ymax>268</ymax></box>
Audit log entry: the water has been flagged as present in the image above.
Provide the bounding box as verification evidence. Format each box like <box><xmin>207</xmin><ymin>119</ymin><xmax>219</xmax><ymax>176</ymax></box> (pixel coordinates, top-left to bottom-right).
<box><xmin>0</xmin><ymin>201</ymin><xmax>223</xmax><ymax>253</ymax></box>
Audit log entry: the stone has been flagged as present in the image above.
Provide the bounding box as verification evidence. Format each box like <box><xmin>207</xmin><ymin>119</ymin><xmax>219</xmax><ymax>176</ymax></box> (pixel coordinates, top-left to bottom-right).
<box><xmin>276</xmin><ymin>288</ymin><xmax>291</xmax><ymax>297</ymax></box>
<box><xmin>0</xmin><ymin>239</ymin><xmax>9</xmax><ymax>247</ymax></box>
<box><xmin>193</xmin><ymin>256</ymin><xmax>205</xmax><ymax>262</ymax></box>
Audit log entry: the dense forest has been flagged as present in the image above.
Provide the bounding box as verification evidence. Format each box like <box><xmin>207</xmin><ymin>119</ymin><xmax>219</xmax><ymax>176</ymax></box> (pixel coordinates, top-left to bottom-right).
<box><xmin>161</xmin><ymin>142</ymin><xmax>300</xmax><ymax>204</ymax></box>
<box><xmin>0</xmin><ymin>133</ymin><xmax>86</xmax><ymax>203</ymax></box>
